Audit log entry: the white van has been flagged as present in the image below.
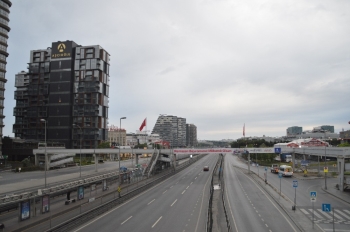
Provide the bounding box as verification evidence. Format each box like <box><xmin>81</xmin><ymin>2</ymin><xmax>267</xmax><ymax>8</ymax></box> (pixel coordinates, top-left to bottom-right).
<box><xmin>279</xmin><ymin>165</ymin><xmax>293</xmax><ymax>177</ymax></box>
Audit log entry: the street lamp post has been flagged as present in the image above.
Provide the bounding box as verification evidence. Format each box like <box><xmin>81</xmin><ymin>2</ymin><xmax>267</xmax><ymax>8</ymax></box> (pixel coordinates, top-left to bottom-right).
<box><xmin>119</xmin><ymin>117</ymin><xmax>126</xmax><ymax>186</ymax></box>
<box><xmin>73</xmin><ymin>124</ymin><xmax>82</xmax><ymax>178</ymax></box>
<box><xmin>40</xmin><ymin>119</ymin><xmax>47</xmax><ymax>188</ymax></box>
<box><xmin>325</xmin><ymin>146</ymin><xmax>327</xmax><ymax>190</ymax></box>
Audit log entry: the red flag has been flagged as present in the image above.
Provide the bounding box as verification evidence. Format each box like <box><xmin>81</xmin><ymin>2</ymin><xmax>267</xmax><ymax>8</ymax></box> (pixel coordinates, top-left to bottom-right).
<box><xmin>139</xmin><ymin>118</ymin><xmax>146</xmax><ymax>131</ymax></box>
<box><xmin>243</xmin><ymin>123</ymin><xmax>245</xmax><ymax>137</ymax></box>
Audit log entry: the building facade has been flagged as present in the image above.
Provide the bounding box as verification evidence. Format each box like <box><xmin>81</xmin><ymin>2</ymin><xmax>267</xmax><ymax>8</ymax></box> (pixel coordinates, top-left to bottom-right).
<box><xmin>107</xmin><ymin>129</ymin><xmax>126</xmax><ymax>147</ymax></box>
<box><xmin>0</xmin><ymin>0</ymin><xmax>11</xmax><ymax>156</ymax></box>
<box><xmin>151</xmin><ymin>115</ymin><xmax>186</xmax><ymax>147</ymax></box>
<box><xmin>286</xmin><ymin>126</ymin><xmax>302</xmax><ymax>136</ymax></box>
<box><xmin>13</xmin><ymin>40</ymin><xmax>110</xmax><ymax>149</ymax></box>
<box><xmin>186</xmin><ymin>124</ymin><xmax>197</xmax><ymax>147</ymax></box>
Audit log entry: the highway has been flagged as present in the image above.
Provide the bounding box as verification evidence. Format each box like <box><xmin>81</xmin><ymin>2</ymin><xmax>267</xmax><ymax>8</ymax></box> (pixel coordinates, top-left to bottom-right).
<box><xmin>0</xmin><ymin>158</ymin><xmax>147</xmax><ymax>195</ymax></box>
<box><xmin>1</xmin><ymin>153</ymin><xmax>350</xmax><ymax>231</ymax></box>
<box><xmin>73</xmin><ymin>155</ymin><xmax>218</xmax><ymax>232</ymax></box>
<box><xmin>225</xmin><ymin>154</ymin><xmax>298</xmax><ymax>232</ymax></box>
<box><xmin>230</xmin><ymin>154</ymin><xmax>350</xmax><ymax>232</ymax></box>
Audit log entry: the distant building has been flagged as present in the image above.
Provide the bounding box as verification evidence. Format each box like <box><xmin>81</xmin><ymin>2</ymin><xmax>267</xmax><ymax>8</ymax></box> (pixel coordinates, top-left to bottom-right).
<box><xmin>186</xmin><ymin>124</ymin><xmax>197</xmax><ymax>147</ymax></box>
<box><xmin>125</xmin><ymin>133</ymin><xmax>160</xmax><ymax>147</ymax></box>
<box><xmin>107</xmin><ymin>127</ymin><xmax>126</xmax><ymax>146</ymax></box>
<box><xmin>339</xmin><ymin>129</ymin><xmax>350</xmax><ymax>143</ymax></box>
<box><xmin>286</xmin><ymin>126</ymin><xmax>302</xmax><ymax>136</ymax></box>
<box><xmin>151</xmin><ymin>115</ymin><xmax>186</xmax><ymax>147</ymax></box>
<box><xmin>315</xmin><ymin>125</ymin><xmax>334</xmax><ymax>133</ymax></box>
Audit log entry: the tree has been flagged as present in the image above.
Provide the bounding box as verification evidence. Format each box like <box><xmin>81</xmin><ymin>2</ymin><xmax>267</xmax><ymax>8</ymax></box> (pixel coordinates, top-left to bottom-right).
<box><xmin>338</xmin><ymin>143</ymin><xmax>350</xmax><ymax>147</ymax></box>
<box><xmin>98</xmin><ymin>142</ymin><xmax>110</xmax><ymax>148</ymax></box>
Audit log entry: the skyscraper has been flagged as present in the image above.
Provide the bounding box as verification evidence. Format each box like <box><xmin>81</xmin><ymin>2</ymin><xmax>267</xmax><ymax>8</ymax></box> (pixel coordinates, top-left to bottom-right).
<box><xmin>13</xmin><ymin>40</ymin><xmax>110</xmax><ymax>149</ymax></box>
<box><xmin>186</xmin><ymin>124</ymin><xmax>197</xmax><ymax>147</ymax></box>
<box><xmin>0</xmin><ymin>0</ymin><xmax>11</xmax><ymax>156</ymax></box>
<box><xmin>152</xmin><ymin>115</ymin><xmax>186</xmax><ymax>147</ymax></box>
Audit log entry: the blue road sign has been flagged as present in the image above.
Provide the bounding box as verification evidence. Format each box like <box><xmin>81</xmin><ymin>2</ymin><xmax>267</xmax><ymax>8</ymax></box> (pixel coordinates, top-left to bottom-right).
<box><xmin>274</xmin><ymin>148</ymin><xmax>281</xmax><ymax>154</ymax></box>
<box><xmin>293</xmin><ymin>180</ymin><xmax>298</xmax><ymax>188</ymax></box>
<box><xmin>322</xmin><ymin>203</ymin><xmax>331</xmax><ymax>212</ymax></box>
<box><xmin>265</xmin><ymin>167</ymin><xmax>267</xmax><ymax>171</ymax></box>
<box><xmin>278</xmin><ymin>172</ymin><xmax>283</xmax><ymax>178</ymax></box>
<box><xmin>310</xmin><ymin>191</ymin><xmax>317</xmax><ymax>198</ymax></box>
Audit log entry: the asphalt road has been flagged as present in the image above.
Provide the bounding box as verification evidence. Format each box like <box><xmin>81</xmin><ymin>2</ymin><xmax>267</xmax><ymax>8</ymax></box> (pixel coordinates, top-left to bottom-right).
<box><xmin>225</xmin><ymin>154</ymin><xmax>298</xmax><ymax>232</ymax></box>
<box><xmin>230</xmin><ymin>154</ymin><xmax>350</xmax><ymax>232</ymax></box>
<box><xmin>73</xmin><ymin>155</ymin><xmax>218</xmax><ymax>232</ymax></box>
<box><xmin>0</xmin><ymin>158</ymin><xmax>148</xmax><ymax>195</ymax></box>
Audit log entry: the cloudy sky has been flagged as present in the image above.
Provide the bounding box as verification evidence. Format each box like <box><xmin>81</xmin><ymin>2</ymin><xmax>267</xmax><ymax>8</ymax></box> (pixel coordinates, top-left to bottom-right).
<box><xmin>3</xmin><ymin>0</ymin><xmax>350</xmax><ymax>140</ymax></box>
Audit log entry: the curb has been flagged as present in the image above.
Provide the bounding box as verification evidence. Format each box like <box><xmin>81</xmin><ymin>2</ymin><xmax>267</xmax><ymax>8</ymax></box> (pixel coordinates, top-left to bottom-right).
<box><xmin>321</xmin><ymin>187</ymin><xmax>350</xmax><ymax>204</ymax></box>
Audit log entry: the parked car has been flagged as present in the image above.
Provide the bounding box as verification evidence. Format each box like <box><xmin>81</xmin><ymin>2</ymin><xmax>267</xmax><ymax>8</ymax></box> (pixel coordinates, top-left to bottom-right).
<box><xmin>203</xmin><ymin>166</ymin><xmax>209</xmax><ymax>171</ymax></box>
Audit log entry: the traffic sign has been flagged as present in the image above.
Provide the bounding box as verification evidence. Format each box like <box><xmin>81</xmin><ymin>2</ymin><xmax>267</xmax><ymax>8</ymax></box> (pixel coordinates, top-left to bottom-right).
<box><xmin>293</xmin><ymin>180</ymin><xmax>298</xmax><ymax>188</ymax></box>
<box><xmin>274</xmin><ymin>148</ymin><xmax>281</xmax><ymax>154</ymax></box>
<box><xmin>322</xmin><ymin>203</ymin><xmax>331</xmax><ymax>212</ymax></box>
<box><xmin>324</xmin><ymin>167</ymin><xmax>328</xmax><ymax>173</ymax></box>
<box><xmin>265</xmin><ymin>167</ymin><xmax>267</xmax><ymax>171</ymax></box>
<box><xmin>278</xmin><ymin>172</ymin><xmax>283</xmax><ymax>178</ymax></box>
<box><xmin>117</xmin><ymin>186</ymin><xmax>122</xmax><ymax>193</ymax></box>
<box><xmin>310</xmin><ymin>191</ymin><xmax>317</xmax><ymax>202</ymax></box>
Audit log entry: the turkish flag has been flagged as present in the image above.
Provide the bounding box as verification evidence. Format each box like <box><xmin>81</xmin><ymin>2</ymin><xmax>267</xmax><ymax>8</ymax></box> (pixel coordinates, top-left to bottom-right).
<box><xmin>139</xmin><ymin>118</ymin><xmax>146</xmax><ymax>131</ymax></box>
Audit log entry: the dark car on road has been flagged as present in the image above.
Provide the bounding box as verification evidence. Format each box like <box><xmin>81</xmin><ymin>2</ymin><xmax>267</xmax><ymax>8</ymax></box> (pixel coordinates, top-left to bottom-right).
<box><xmin>203</xmin><ymin>166</ymin><xmax>209</xmax><ymax>171</ymax></box>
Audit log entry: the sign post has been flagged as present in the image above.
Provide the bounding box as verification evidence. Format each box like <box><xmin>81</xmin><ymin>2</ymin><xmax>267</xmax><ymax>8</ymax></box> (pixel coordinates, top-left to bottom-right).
<box><xmin>264</xmin><ymin>167</ymin><xmax>267</xmax><ymax>183</ymax></box>
<box><xmin>278</xmin><ymin>172</ymin><xmax>283</xmax><ymax>197</ymax></box>
<box><xmin>310</xmin><ymin>191</ymin><xmax>317</xmax><ymax>228</ymax></box>
<box><xmin>322</xmin><ymin>204</ymin><xmax>333</xmax><ymax>231</ymax></box>
<box><xmin>293</xmin><ymin>180</ymin><xmax>298</xmax><ymax>211</ymax></box>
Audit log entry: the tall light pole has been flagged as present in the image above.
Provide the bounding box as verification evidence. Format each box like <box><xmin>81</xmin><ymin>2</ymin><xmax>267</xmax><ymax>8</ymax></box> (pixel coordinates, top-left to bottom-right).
<box><xmin>40</xmin><ymin>119</ymin><xmax>47</xmax><ymax>188</ymax></box>
<box><xmin>119</xmin><ymin>117</ymin><xmax>126</xmax><ymax>185</ymax></box>
<box><xmin>73</xmin><ymin>124</ymin><xmax>82</xmax><ymax>178</ymax></box>
<box><xmin>324</xmin><ymin>145</ymin><xmax>327</xmax><ymax>190</ymax></box>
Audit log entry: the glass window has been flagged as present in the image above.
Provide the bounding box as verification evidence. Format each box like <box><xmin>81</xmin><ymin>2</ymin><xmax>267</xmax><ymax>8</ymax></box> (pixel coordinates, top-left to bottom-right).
<box><xmin>86</xmin><ymin>59</ymin><xmax>90</xmax><ymax>70</ymax></box>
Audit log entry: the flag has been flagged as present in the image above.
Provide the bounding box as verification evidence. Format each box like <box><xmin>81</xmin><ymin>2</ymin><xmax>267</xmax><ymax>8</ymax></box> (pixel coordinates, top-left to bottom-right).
<box><xmin>139</xmin><ymin>118</ymin><xmax>146</xmax><ymax>131</ymax></box>
<box><xmin>243</xmin><ymin>123</ymin><xmax>245</xmax><ymax>137</ymax></box>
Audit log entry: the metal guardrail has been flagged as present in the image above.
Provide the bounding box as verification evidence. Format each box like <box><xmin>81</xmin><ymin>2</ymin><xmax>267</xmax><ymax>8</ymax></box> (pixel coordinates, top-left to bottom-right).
<box><xmin>219</xmin><ymin>154</ymin><xmax>231</xmax><ymax>232</ymax></box>
<box><xmin>206</xmin><ymin>155</ymin><xmax>220</xmax><ymax>232</ymax></box>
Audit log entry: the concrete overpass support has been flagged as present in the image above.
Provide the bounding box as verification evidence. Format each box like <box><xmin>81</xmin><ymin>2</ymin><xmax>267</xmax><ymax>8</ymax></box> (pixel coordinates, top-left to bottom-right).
<box><xmin>337</xmin><ymin>157</ymin><xmax>345</xmax><ymax>191</ymax></box>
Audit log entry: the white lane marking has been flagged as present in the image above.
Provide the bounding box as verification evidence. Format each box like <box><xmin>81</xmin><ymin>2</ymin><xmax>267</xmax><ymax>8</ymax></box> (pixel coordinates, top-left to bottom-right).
<box><xmin>171</xmin><ymin>199</ymin><xmax>178</xmax><ymax>207</ymax></box>
<box><xmin>182</xmin><ymin>190</ymin><xmax>186</xmax><ymax>194</ymax></box>
<box><xmin>336</xmin><ymin>210</ymin><xmax>350</xmax><ymax>220</ymax></box>
<box><xmin>317</xmin><ymin>209</ymin><xmax>333</xmax><ymax>219</ymax></box>
<box><xmin>163</xmin><ymin>190</ymin><xmax>167</xmax><ymax>194</ymax></box>
<box><xmin>190</xmin><ymin>182</ymin><xmax>193</xmax><ymax>185</ymax></box>
<box><xmin>300</xmin><ymin>208</ymin><xmax>309</xmax><ymax>215</ymax></box>
<box><xmin>152</xmin><ymin>216</ymin><xmax>162</xmax><ymax>228</ymax></box>
<box><xmin>147</xmin><ymin>199</ymin><xmax>155</xmax><ymax>205</ymax></box>
<box><xmin>195</xmin><ymin>177</ymin><xmax>197</xmax><ymax>179</ymax></box>
<box><xmin>186</xmin><ymin>186</ymin><xmax>189</xmax><ymax>189</ymax></box>
<box><xmin>121</xmin><ymin>216</ymin><xmax>132</xmax><ymax>225</ymax></box>
<box><xmin>170</xmin><ymin>185</ymin><xmax>174</xmax><ymax>189</ymax></box>
<box><xmin>235</xmin><ymin>167</ymin><xmax>298</xmax><ymax>232</ymax></box>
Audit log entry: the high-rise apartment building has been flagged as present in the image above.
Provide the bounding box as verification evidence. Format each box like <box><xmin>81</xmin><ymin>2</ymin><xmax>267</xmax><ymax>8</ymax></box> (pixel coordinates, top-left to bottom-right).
<box><xmin>186</xmin><ymin>124</ymin><xmax>197</xmax><ymax>147</ymax></box>
<box><xmin>151</xmin><ymin>115</ymin><xmax>186</xmax><ymax>147</ymax></box>
<box><xmin>286</xmin><ymin>126</ymin><xmax>302</xmax><ymax>136</ymax></box>
<box><xmin>0</xmin><ymin>0</ymin><xmax>11</xmax><ymax>156</ymax></box>
<box><xmin>13</xmin><ymin>40</ymin><xmax>110</xmax><ymax>149</ymax></box>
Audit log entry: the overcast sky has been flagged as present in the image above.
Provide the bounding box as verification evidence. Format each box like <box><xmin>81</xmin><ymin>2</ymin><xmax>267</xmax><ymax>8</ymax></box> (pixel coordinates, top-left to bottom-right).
<box><xmin>3</xmin><ymin>0</ymin><xmax>350</xmax><ymax>140</ymax></box>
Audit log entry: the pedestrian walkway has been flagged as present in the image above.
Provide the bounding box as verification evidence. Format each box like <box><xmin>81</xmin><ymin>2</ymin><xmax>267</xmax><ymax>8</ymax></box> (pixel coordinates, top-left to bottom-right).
<box><xmin>299</xmin><ymin>207</ymin><xmax>350</xmax><ymax>225</ymax></box>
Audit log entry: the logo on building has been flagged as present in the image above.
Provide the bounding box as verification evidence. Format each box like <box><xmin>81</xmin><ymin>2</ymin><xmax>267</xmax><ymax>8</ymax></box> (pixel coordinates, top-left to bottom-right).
<box><xmin>52</xmin><ymin>42</ymin><xmax>71</xmax><ymax>59</ymax></box>
<box><xmin>57</xmin><ymin>43</ymin><xmax>66</xmax><ymax>52</ymax></box>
